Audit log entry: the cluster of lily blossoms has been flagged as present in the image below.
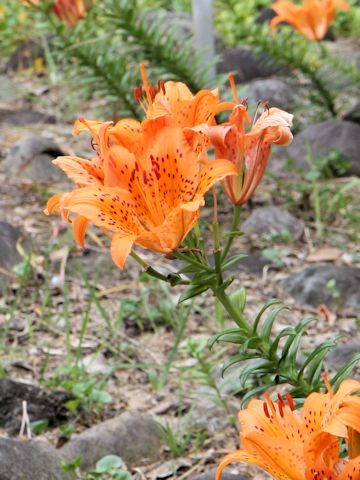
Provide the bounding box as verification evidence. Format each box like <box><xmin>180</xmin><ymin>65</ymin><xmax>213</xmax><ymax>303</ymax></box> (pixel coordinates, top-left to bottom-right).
<box><xmin>217</xmin><ymin>375</ymin><xmax>360</xmax><ymax>480</ymax></box>
<box><xmin>24</xmin><ymin>0</ymin><xmax>87</xmax><ymax>27</ymax></box>
<box><xmin>46</xmin><ymin>65</ymin><xmax>293</xmax><ymax>269</ymax></box>
<box><xmin>271</xmin><ymin>0</ymin><xmax>351</xmax><ymax>41</ymax></box>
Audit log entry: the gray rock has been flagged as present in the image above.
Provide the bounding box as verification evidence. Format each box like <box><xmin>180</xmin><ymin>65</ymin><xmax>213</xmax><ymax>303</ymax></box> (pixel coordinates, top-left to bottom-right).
<box><xmin>189</xmin><ymin>387</ymin><xmax>238</xmax><ymax>434</ymax></box>
<box><xmin>0</xmin><ymin>437</ymin><xmax>70</xmax><ymax>480</ymax></box>
<box><xmin>244</xmin><ymin>78</ymin><xmax>298</xmax><ymax>109</ymax></box>
<box><xmin>256</xmin><ymin>7</ymin><xmax>277</xmax><ymax>24</ymax></box>
<box><xmin>217</xmin><ymin>46</ymin><xmax>287</xmax><ymax>82</ymax></box>
<box><xmin>191</xmin><ymin>469</ymin><xmax>249</xmax><ymax>480</ymax></box>
<box><xmin>343</xmin><ymin>100</ymin><xmax>360</xmax><ymax>124</ymax></box>
<box><xmin>0</xmin><ymin>378</ymin><xmax>73</xmax><ymax>435</ymax></box>
<box><xmin>228</xmin><ymin>253</ymin><xmax>271</xmax><ymax>275</ymax></box>
<box><xmin>0</xmin><ymin>109</ymin><xmax>57</xmax><ymax>125</ymax></box>
<box><xmin>284</xmin><ymin>265</ymin><xmax>360</xmax><ymax>309</ymax></box>
<box><xmin>0</xmin><ymin>222</ymin><xmax>23</xmax><ymax>287</ymax></box>
<box><xmin>242</xmin><ymin>206</ymin><xmax>304</xmax><ymax>241</ymax></box>
<box><xmin>60</xmin><ymin>412</ymin><xmax>163</xmax><ymax>469</ymax></box>
<box><xmin>4</xmin><ymin>135</ymin><xmax>66</xmax><ymax>183</ymax></box>
<box><xmin>282</xmin><ymin>120</ymin><xmax>360</xmax><ymax>176</ymax></box>
<box><xmin>327</xmin><ymin>341</ymin><xmax>360</xmax><ymax>372</ymax></box>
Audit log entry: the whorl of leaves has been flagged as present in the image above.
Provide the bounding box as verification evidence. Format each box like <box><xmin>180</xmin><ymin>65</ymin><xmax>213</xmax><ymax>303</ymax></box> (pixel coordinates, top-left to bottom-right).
<box><xmin>209</xmin><ymin>298</ymin><xmax>360</xmax><ymax>405</ymax></box>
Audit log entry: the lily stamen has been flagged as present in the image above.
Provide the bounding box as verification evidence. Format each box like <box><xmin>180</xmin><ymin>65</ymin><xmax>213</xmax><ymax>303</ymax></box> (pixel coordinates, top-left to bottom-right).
<box><xmin>140</xmin><ymin>63</ymin><xmax>154</xmax><ymax>112</ymax></box>
<box><xmin>228</xmin><ymin>73</ymin><xmax>240</xmax><ymax>104</ymax></box>
<box><xmin>285</xmin><ymin>391</ymin><xmax>295</xmax><ymax>410</ymax></box>
<box><xmin>133</xmin><ymin>86</ymin><xmax>140</xmax><ymax>103</ymax></box>
<box><xmin>252</xmin><ymin>100</ymin><xmax>264</xmax><ymax>127</ymax></box>
<box><xmin>90</xmin><ymin>138</ymin><xmax>99</xmax><ymax>154</ymax></box>
<box><xmin>265</xmin><ymin>392</ymin><xmax>277</xmax><ymax>416</ymax></box>
<box><xmin>277</xmin><ymin>399</ymin><xmax>284</xmax><ymax>418</ymax></box>
<box><xmin>277</xmin><ymin>392</ymin><xmax>285</xmax><ymax>407</ymax></box>
<box><xmin>148</xmin><ymin>84</ymin><xmax>156</xmax><ymax>101</ymax></box>
<box><xmin>322</xmin><ymin>371</ymin><xmax>334</xmax><ymax>397</ymax></box>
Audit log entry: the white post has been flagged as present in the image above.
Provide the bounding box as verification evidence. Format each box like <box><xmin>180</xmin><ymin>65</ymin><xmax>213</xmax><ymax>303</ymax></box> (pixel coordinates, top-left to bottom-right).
<box><xmin>192</xmin><ymin>0</ymin><xmax>216</xmax><ymax>85</ymax></box>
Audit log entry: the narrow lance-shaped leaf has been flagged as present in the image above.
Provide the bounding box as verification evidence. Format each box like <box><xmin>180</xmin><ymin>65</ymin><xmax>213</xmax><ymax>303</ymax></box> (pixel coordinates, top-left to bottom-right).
<box><xmin>252</xmin><ymin>298</ymin><xmax>282</xmax><ymax>333</ymax></box>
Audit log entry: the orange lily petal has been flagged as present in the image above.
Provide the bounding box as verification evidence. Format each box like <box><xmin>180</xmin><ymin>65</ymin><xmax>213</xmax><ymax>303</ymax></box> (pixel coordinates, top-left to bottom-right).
<box><xmin>349</xmin><ymin>428</ymin><xmax>360</xmax><ymax>459</ymax></box>
<box><xmin>304</xmin><ymin>432</ymin><xmax>340</xmax><ymax>476</ymax></box>
<box><xmin>338</xmin><ymin>457</ymin><xmax>360</xmax><ymax>480</ymax></box>
<box><xmin>44</xmin><ymin>193</ymin><xmax>62</xmax><ymax>215</ymax></box>
<box><xmin>53</xmin><ymin>156</ymin><xmax>104</xmax><ymax>186</ymax></box>
<box><xmin>73</xmin><ymin>118</ymin><xmax>104</xmax><ymax>137</ymax></box>
<box><xmin>323</xmin><ymin>379</ymin><xmax>360</xmax><ymax>436</ymax></box>
<box><xmin>62</xmin><ymin>186</ymin><xmax>142</xmax><ymax>235</ymax></box>
<box><xmin>217</xmin><ymin>436</ymin><xmax>305</xmax><ymax>480</ymax></box>
<box><xmin>216</xmin><ymin>449</ymin><xmax>298</xmax><ymax>480</ymax></box>
<box><xmin>110</xmin><ymin>234</ymin><xmax>137</xmax><ymax>269</ymax></box>
<box><xmin>197</xmin><ymin>159</ymin><xmax>237</xmax><ymax>195</ymax></box>
<box><xmin>110</xmin><ymin>118</ymin><xmax>143</xmax><ymax>154</ymax></box>
<box><xmin>72</xmin><ymin>215</ymin><xmax>89</xmax><ymax>247</ymax></box>
<box><xmin>136</xmin><ymin>204</ymin><xmax>200</xmax><ymax>253</ymax></box>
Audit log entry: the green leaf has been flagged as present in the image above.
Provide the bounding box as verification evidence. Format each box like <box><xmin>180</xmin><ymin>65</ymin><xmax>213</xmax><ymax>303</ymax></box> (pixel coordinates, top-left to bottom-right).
<box><xmin>269</xmin><ymin>327</ymin><xmax>296</xmax><ymax>359</ymax></box>
<box><xmin>222</xmin><ymin>254</ymin><xmax>247</xmax><ymax>271</ymax></box>
<box><xmin>59</xmin><ymin>423</ymin><xmax>75</xmax><ymax>439</ymax></box>
<box><xmin>229</xmin><ymin>287</ymin><xmax>246</xmax><ymax>314</ymax></box>
<box><xmin>262</xmin><ymin>248</ymin><xmax>283</xmax><ymax>267</ymax></box>
<box><xmin>261</xmin><ymin>306</ymin><xmax>288</xmax><ymax>339</ymax></box>
<box><xmin>252</xmin><ymin>298</ymin><xmax>282</xmax><ymax>333</ymax></box>
<box><xmin>221</xmin><ymin>354</ymin><xmax>247</xmax><ymax>375</ymax></box>
<box><xmin>191</xmin><ymin>271</ymin><xmax>217</xmax><ymax>286</ymax></box>
<box><xmin>65</xmin><ymin>399</ymin><xmax>80</xmax><ymax>412</ymax></box>
<box><xmin>113</xmin><ymin>473</ymin><xmax>132</xmax><ymax>480</ymax></box>
<box><xmin>30</xmin><ymin>419</ymin><xmax>48</xmax><ymax>435</ymax></box>
<box><xmin>285</xmin><ymin>330</ymin><xmax>306</xmax><ymax>366</ymax></box>
<box><xmin>61</xmin><ymin>456</ymin><xmax>81</xmax><ymax>473</ymax></box>
<box><xmin>90</xmin><ymin>389</ymin><xmax>112</xmax><ymax>404</ymax></box>
<box><xmin>330</xmin><ymin>354</ymin><xmax>360</xmax><ymax>391</ymax></box>
<box><xmin>241</xmin><ymin>383</ymin><xmax>273</xmax><ymax>407</ymax></box>
<box><xmin>179</xmin><ymin>284</ymin><xmax>210</xmax><ymax>303</ymax></box>
<box><xmin>238</xmin><ymin>360</ymin><xmax>276</xmax><ymax>389</ymax></box>
<box><xmin>208</xmin><ymin>328</ymin><xmax>247</xmax><ymax>349</ymax></box>
<box><xmin>178</xmin><ymin>264</ymin><xmax>203</xmax><ymax>274</ymax></box>
<box><xmin>96</xmin><ymin>455</ymin><xmax>123</xmax><ymax>473</ymax></box>
<box><xmin>300</xmin><ymin>337</ymin><xmax>339</xmax><ymax>382</ymax></box>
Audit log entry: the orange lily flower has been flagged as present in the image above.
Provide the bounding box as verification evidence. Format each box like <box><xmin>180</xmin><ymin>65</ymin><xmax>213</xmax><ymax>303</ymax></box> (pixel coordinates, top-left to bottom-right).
<box><xmin>188</xmin><ymin>75</ymin><xmax>293</xmax><ymax>205</ymax></box>
<box><xmin>74</xmin><ymin>64</ymin><xmax>230</xmax><ymax>145</ymax></box>
<box><xmin>270</xmin><ymin>0</ymin><xmax>351</xmax><ymax>41</ymax></box>
<box><xmin>216</xmin><ymin>378</ymin><xmax>360</xmax><ymax>480</ymax></box>
<box><xmin>24</xmin><ymin>0</ymin><xmax>86</xmax><ymax>27</ymax></box>
<box><xmin>135</xmin><ymin>64</ymin><xmax>234</xmax><ymax>131</ymax></box>
<box><xmin>46</xmin><ymin>125</ymin><xmax>236</xmax><ymax>268</ymax></box>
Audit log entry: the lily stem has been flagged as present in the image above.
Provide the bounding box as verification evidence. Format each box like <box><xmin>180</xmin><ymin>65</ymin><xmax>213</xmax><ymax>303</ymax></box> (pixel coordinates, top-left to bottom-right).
<box><xmin>130</xmin><ymin>251</ymin><xmax>170</xmax><ymax>282</ymax></box>
<box><xmin>214</xmin><ymin>288</ymin><xmax>251</xmax><ymax>334</ymax></box>
<box><xmin>221</xmin><ymin>205</ymin><xmax>241</xmax><ymax>262</ymax></box>
<box><xmin>213</xmin><ymin>222</ymin><xmax>223</xmax><ymax>284</ymax></box>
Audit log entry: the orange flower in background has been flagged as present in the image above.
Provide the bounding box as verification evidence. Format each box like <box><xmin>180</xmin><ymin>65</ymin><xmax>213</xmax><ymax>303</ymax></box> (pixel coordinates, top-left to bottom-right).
<box><xmin>188</xmin><ymin>75</ymin><xmax>293</xmax><ymax>206</ymax></box>
<box><xmin>24</xmin><ymin>0</ymin><xmax>87</xmax><ymax>27</ymax></box>
<box><xmin>270</xmin><ymin>0</ymin><xmax>351</xmax><ymax>41</ymax></box>
<box><xmin>216</xmin><ymin>377</ymin><xmax>360</xmax><ymax>480</ymax></box>
<box><xmin>46</xmin><ymin>124</ymin><xmax>236</xmax><ymax>268</ymax></box>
